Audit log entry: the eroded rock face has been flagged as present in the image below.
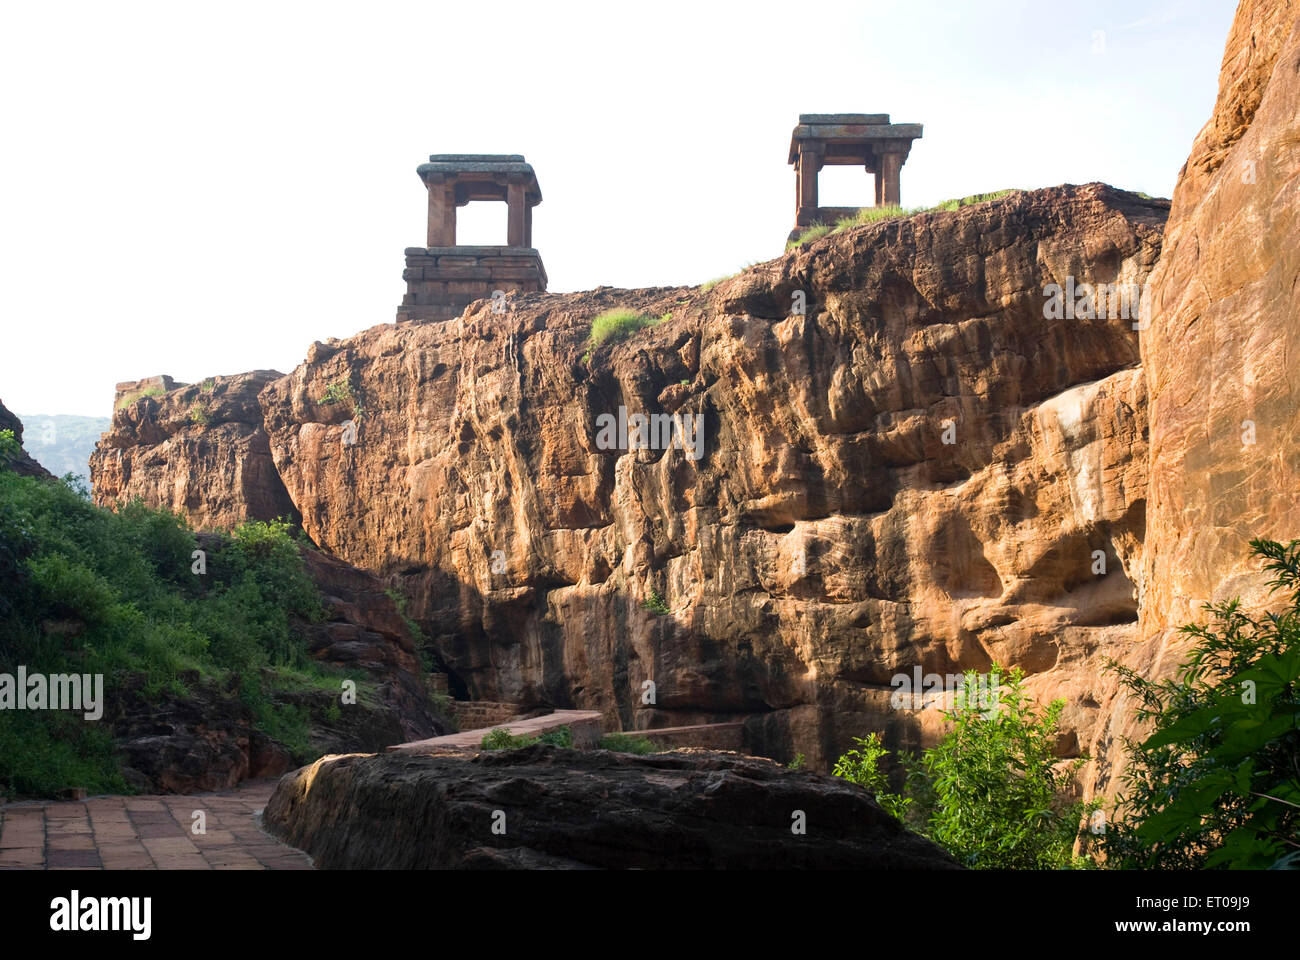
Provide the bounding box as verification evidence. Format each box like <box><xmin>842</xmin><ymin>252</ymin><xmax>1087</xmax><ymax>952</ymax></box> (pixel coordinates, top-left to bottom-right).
<box><xmin>90</xmin><ymin>370</ymin><xmax>298</xmax><ymax>530</ymax></box>
<box><xmin>1139</xmin><ymin>0</ymin><xmax>1300</xmax><ymax>655</ymax></box>
<box><xmin>268</xmin><ymin>185</ymin><xmax>1165</xmax><ymax>775</ymax></box>
<box><xmin>93</xmin><ymin>184</ymin><xmax>1167</xmax><ymax>783</ymax></box>
<box><xmin>1068</xmin><ymin>0</ymin><xmax>1300</xmax><ymax>801</ymax></box>
<box><xmin>263</xmin><ymin>746</ymin><xmax>959</xmax><ymax>869</ymax></box>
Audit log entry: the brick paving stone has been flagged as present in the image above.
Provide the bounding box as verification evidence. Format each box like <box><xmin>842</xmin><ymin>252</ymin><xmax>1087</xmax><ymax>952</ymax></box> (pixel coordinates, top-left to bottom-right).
<box><xmin>47</xmin><ymin>849</ymin><xmax>102</xmax><ymax>868</ymax></box>
<box><xmin>48</xmin><ymin>835</ymin><xmax>96</xmax><ymax>851</ymax></box>
<box><xmin>2</xmin><ymin>780</ymin><xmax>310</xmax><ymax>871</ymax></box>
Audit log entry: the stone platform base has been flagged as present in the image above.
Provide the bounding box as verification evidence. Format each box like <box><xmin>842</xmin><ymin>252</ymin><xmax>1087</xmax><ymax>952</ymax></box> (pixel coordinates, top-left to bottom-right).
<box><xmin>396</xmin><ymin>246</ymin><xmax>547</xmax><ymax>323</ymax></box>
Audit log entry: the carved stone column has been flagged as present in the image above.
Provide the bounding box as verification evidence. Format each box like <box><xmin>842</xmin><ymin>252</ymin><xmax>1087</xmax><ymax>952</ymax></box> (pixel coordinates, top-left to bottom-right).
<box><xmin>796</xmin><ymin>145</ymin><xmax>823</xmax><ymax>226</ymax></box>
<box><xmin>426</xmin><ymin>175</ymin><xmax>456</xmax><ymax>247</ymax></box>
<box><xmin>506</xmin><ymin>179</ymin><xmax>527</xmax><ymax>247</ymax></box>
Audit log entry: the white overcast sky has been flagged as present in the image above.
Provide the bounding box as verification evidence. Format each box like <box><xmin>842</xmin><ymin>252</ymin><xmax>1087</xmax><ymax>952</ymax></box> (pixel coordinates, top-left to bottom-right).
<box><xmin>1</xmin><ymin>0</ymin><xmax>1236</xmax><ymax>417</ymax></box>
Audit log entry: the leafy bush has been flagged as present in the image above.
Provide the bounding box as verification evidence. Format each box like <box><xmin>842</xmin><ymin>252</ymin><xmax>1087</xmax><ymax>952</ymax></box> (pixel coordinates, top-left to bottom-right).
<box><xmin>481</xmin><ymin>724</ymin><xmax>574</xmax><ymax>750</ymax></box>
<box><xmin>832</xmin><ymin>733</ymin><xmax>911</xmax><ymax>821</ymax></box>
<box><xmin>0</xmin><ymin>463</ymin><xmax>339</xmax><ymax>798</ymax></box>
<box><xmin>599</xmin><ymin>732</ymin><xmax>659</xmax><ymax>754</ymax></box>
<box><xmin>537</xmin><ymin>725</ymin><xmax>573</xmax><ymax>748</ymax></box>
<box><xmin>833</xmin><ymin>666</ymin><xmax>1095</xmax><ymax>868</ymax></box>
<box><xmin>642</xmin><ymin>589</ymin><xmax>670</xmax><ymax>615</ymax></box>
<box><xmin>481</xmin><ymin>727</ymin><xmax>536</xmax><ymax>750</ymax></box>
<box><xmin>587</xmin><ymin>309</ymin><xmax>663</xmax><ymax>348</ymax></box>
<box><xmin>1102</xmin><ymin>538</ymin><xmax>1300</xmax><ymax>869</ymax></box>
<box><xmin>0</xmin><ymin>428</ymin><xmax>21</xmax><ymax>462</ymax></box>
<box><xmin>320</xmin><ymin>379</ymin><xmax>354</xmax><ymax>406</ymax></box>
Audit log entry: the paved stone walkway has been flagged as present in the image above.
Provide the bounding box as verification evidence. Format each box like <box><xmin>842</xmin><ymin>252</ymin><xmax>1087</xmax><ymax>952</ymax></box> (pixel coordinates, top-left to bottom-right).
<box><xmin>0</xmin><ymin>779</ymin><xmax>312</xmax><ymax>870</ymax></box>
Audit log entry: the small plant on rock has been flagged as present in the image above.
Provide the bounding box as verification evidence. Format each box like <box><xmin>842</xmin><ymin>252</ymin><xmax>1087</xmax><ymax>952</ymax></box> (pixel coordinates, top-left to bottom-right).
<box><xmin>599</xmin><ymin>732</ymin><xmax>658</xmax><ymax>755</ymax></box>
<box><xmin>587</xmin><ymin>309</ymin><xmax>663</xmax><ymax>349</ymax></box>
<box><xmin>642</xmin><ymin>589</ymin><xmax>670</xmax><ymax>615</ymax></box>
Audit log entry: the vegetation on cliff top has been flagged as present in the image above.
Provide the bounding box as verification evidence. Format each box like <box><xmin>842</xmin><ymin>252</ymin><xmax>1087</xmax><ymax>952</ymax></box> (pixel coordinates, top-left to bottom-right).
<box><xmin>585</xmin><ymin>309</ymin><xmax>668</xmax><ymax>350</ymax></box>
<box><xmin>786</xmin><ymin>189</ymin><xmax>1019</xmax><ymax>250</ymax></box>
<box><xmin>0</xmin><ymin>458</ymin><xmax>360</xmax><ymax>799</ymax></box>
<box><xmin>114</xmin><ymin>385</ymin><xmax>166</xmax><ymax>410</ymax></box>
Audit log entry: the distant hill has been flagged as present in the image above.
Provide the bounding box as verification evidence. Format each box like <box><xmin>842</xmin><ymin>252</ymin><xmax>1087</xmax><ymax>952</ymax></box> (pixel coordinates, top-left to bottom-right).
<box><xmin>14</xmin><ymin>412</ymin><xmax>111</xmax><ymax>485</ymax></box>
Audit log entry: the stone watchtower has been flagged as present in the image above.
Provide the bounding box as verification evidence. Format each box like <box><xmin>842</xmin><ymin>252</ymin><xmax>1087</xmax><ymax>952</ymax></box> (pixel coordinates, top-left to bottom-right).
<box><xmin>396</xmin><ymin>154</ymin><xmax>548</xmax><ymax>323</ymax></box>
<box><xmin>788</xmin><ymin>114</ymin><xmax>922</xmax><ymax>240</ymax></box>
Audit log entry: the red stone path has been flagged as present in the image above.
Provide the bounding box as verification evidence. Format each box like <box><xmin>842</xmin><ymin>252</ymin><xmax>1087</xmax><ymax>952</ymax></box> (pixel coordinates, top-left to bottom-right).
<box><xmin>0</xmin><ymin>779</ymin><xmax>312</xmax><ymax>870</ymax></box>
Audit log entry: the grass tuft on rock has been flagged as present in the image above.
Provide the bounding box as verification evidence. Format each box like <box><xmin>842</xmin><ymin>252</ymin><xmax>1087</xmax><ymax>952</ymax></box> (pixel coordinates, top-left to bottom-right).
<box><xmin>587</xmin><ymin>309</ymin><xmax>666</xmax><ymax>349</ymax></box>
<box><xmin>787</xmin><ymin>190</ymin><xmax>1021</xmax><ymax>251</ymax></box>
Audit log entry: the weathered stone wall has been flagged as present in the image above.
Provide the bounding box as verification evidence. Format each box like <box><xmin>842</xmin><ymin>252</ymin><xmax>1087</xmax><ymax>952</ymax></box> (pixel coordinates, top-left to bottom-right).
<box><xmin>397</xmin><ymin>245</ymin><xmax>547</xmax><ymax>323</ymax></box>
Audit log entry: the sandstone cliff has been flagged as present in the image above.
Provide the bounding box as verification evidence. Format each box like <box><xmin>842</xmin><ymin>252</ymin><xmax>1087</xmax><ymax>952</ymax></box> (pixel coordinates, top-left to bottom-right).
<box><xmin>93</xmin><ymin>184</ymin><xmax>1167</xmax><ymax>781</ymax></box>
<box><xmin>1138</xmin><ymin>0</ymin><xmax>1300</xmax><ymax>663</ymax></box>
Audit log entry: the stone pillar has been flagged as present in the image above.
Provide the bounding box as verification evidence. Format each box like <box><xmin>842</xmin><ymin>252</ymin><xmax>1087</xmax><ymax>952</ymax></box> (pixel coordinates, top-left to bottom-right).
<box><xmin>796</xmin><ymin>145</ymin><xmax>822</xmax><ymax>225</ymax></box>
<box><xmin>427</xmin><ymin>176</ymin><xmax>457</xmax><ymax>247</ymax></box>
<box><xmin>872</xmin><ymin>162</ymin><xmax>884</xmax><ymax>206</ymax></box>
<box><xmin>878</xmin><ymin>152</ymin><xmax>902</xmax><ymax>206</ymax></box>
<box><xmin>524</xmin><ymin>203</ymin><xmax>534</xmax><ymax>248</ymax></box>
<box><xmin>507</xmin><ymin>180</ymin><xmax>527</xmax><ymax>247</ymax></box>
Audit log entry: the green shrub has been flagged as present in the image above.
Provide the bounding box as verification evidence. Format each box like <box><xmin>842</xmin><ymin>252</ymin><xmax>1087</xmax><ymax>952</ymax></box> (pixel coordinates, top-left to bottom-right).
<box><xmin>642</xmin><ymin>589</ymin><xmax>670</xmax><ymax>615</ymax></box>
<box><xmin>188</xmin><ymin>402</ymin><xmax>210</xmax><ymax>426</ymax></box>
<box><xmin>537</xmin><ymin>725</ymin><xmax>573</xmax><ymax>748</ymax></box>
<box><xmin>320</xmin><ymin>379</ymin><xmax>355</xmax><ymax>406</ymax></box>
<box><xmin>787</xmin><ymin>753</ymin><xmax>805</xmax><ymax>771</ymax></box>
<box><xmin>481</xmin><ymin>727</ymin><xmax>538</xmax><ymax>750</ymax></box>
<box><xmin>0</xmin><ymin>428</ymin><xmax>20</xmax><ymax>462</ymax></box>
<box><xmin>833</xmin><ymin>666</ymin><xmax>1096</xmax><ymax>869</ymax></box>
<box><xmin>480</xmin><ymin>724</ymin><xmax>573</xmax><ymax>750</ymax></box>
<box><xmin>587</xmin><ymin>309</ymin><xmax>662</xmax><ymax>348</ymax></box>
<box><xmin>599</xmin><ymin>732</ymin><xmax>659</xmax><ymax>754</ymax></box>
<box><xmin>832</xmin><ymin>733</ymin><xmax>911</xmax><ymax>820</ymax></box>
<box><xmin>1102</xmin><ymin>538</ymin><xmax>1300</xmax><ymax>869</ymax></box>
<box><xmin>0</xmin><ymin>468</ymin><xmax>339</xmax><ymax>798</ymax></box>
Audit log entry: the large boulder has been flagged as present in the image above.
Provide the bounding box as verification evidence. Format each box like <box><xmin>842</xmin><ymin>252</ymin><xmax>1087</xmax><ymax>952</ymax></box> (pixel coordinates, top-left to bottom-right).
<box><xmin>263</xmin><ymin>746</ymin><xmax>959</xmax><ymax>869</ymax></box>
